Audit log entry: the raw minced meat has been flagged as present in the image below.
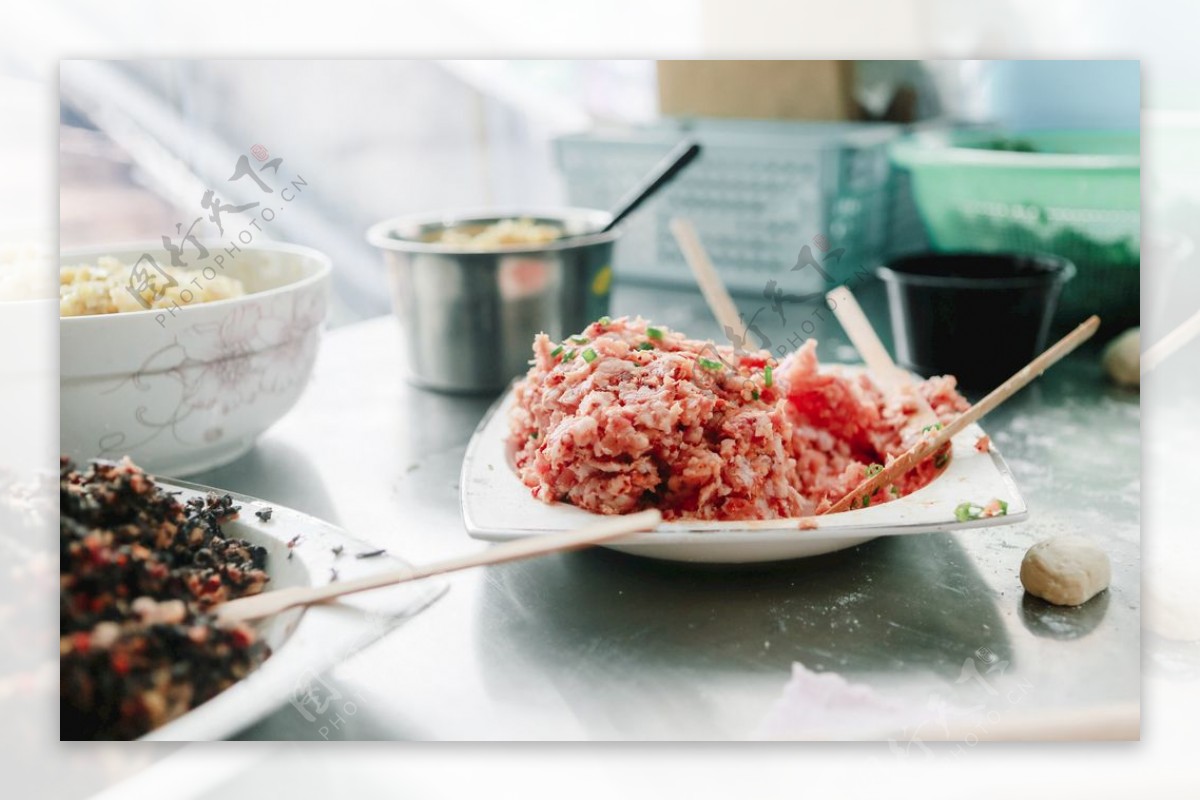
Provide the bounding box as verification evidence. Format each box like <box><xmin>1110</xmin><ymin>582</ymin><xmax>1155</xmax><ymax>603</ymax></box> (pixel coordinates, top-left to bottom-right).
<box><xmin>508</xmin><ymin>317</ymin><xmax>968</xmax><ymax>521</ymax></box>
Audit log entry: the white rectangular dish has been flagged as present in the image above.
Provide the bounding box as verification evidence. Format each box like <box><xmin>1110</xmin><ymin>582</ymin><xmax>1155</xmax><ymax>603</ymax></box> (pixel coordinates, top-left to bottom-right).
<box><xmin>460</xmin><ymin>387</ymin><xmax>1027</xmax><ymax>563</ymax></box>
<box><xmin>136</xmin><ymin>480</ymin><xmax>446</xmax><ymax>741</ymax></box>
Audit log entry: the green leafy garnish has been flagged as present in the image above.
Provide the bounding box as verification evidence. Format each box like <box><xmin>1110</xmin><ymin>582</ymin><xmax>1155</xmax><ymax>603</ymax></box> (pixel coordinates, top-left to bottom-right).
<box><xmin>889</xmin><ymin>486</ymin><xmax>900</xmax><ymax>497</ymax></box>
<box><xmin>530</xmin><ymin>432</ymin><xmax>538</xmax><ymax>439</ymax></box>
<box><xmin>570</xmin><ymin>335</ymin><xmax>590</xmax><ymax>344</ymax></box>
<box><xmin>582</xmin><ymin>348</ymin><xmax>598</xmax><ymax>363</ymax></box>
<box><xmin>550</xmin><ymin>346</ymin><xmax>563</xmax><ymax>358</ymax></box>
<box><xmin>764</xmin><ymin>365</ymin><xmax>773</xmax><ymax>387</ymax></box>
<box><xmin>954</xmin><ymin>502</ymin><xmax>979</xmax><ymax>522</ymax></box>
<box><xmin>862</xmin><ymin>494</ymin><xmax>871</xmax><ymax>508</ymax></box>
<box><xmin>751</xmin><ymin>390</ymin><xmax>760</xmax><ymax>400</ymax></box>
<box><xmin>647</xmin><ymin>326</ymin><xmax>664</xmax><ymax>341</ymax></box>
<box><xmin>933</xmin><ymin>451</ymin><xmax>949</xmax><ymax>469</ymax></box>
<box><xmin>597</xmin><ymin>316</ymin><xmax>611</xmax><ymax>326</ymax></box>
<box><xmin>954</xmin><ymin>499</ymin><xmax>1009</xmax><ymax>522</ymax></box>
<box><xmin>698</xmin><ymin>358</ymin><xmax>723</xmax><ymax>371</ymax></box>
<box><xmin>865</xmin><ymin>463</ymin><xmax>883</xmax><ymax>477</ymax></box>
<box><xmin>637</xmin><ymin>342</ymin><xmax>655</xmax><ymax>351</ymax></box>
<box><xmin>923</xmin><ymin>423</ymin><xmax>943</xmax><ymax>433</ymax></box>
<box><xmin>563</xmin><ymin>349</ymin><xmax>577</xmax><ymax>361</ymax></box>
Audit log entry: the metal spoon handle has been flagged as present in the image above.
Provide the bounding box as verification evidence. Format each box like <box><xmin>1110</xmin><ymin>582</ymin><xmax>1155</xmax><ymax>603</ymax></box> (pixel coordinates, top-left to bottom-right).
<box><xmin>602</xmin><ymin>139</ymin><xmax>701</xmax><ymax>233</ymax></box>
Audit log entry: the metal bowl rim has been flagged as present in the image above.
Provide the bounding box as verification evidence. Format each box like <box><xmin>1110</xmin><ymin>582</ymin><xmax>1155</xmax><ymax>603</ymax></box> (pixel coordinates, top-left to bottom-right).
<box><xmin>365</xmin><ymin>207</ymin><xmax>620</xmax><ymax>255</ymax></box>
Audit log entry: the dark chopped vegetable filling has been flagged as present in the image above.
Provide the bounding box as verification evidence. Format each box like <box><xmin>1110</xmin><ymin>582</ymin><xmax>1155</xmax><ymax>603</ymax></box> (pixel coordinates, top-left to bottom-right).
<box><xmin>59</xmin><ymin>457</ymin><xmax>272</xmax><ymax>740</ymax></box>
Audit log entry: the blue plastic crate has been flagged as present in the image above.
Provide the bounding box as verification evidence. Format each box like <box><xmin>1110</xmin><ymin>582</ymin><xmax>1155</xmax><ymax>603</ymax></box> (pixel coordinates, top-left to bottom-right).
<box><xmin>555</xmin><ymin>119</ymin><xmax>901</xmax><ymax>296</ymax></box>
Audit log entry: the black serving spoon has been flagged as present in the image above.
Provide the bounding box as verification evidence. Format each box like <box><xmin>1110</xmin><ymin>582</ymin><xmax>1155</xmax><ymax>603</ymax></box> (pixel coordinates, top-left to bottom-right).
<box><xmin>599</xmin><ymin>138</ymin><xmax>702</xmax><ymax>233</ymax></box>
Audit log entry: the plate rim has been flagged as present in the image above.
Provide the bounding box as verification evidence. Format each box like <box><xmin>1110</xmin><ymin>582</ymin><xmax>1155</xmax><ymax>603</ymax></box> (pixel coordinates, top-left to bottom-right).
<box><xmin>131</xmin><ymin>478</ymin><xmax>447</xmax><ymax>741</ymax></box>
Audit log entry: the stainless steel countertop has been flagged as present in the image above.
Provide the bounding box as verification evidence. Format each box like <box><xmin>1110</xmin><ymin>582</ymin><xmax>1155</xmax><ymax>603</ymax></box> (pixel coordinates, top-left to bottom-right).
<box><xmin>197</xmin><ymin>281</ymin><xmax>1140</xmax><ymax>741</ymax></box>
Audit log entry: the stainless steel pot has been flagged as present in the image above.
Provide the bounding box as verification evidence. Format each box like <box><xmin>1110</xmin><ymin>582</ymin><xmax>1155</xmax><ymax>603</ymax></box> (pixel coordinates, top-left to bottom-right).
<box><xmin>367</xmin><ymin>208</ymin><xmax>620</xmax><ymax>393</ymax></box>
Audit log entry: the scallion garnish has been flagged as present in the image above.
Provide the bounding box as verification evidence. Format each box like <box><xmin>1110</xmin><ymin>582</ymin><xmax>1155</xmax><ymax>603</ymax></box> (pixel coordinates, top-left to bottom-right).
<box><xmin>698</xmin><ymin>358</ymin><xmax>723</xmax><ymax>371</ymax></box>
<box><xmin>934</xmin><ymin>451</ymin><xmax>949</xmax><ymax>469</ymax></box>
<box><xmin>564</xmin><ymin>349</ymin><xmax>577</xmax><ymax>361</ymax></box>
<box><xmin>647</xmin><ymin>326</ymin><xmax>664</xmax><ymax>341</ymax></box>
<box><xmin>862</xmin><ymin>494</ymin><xmax>871</xmax><ymax>508</ymax></box>
<box><xmin>955</xmin><ymin>499</ymin><xmax>1008</xmax><ymax>521</ymax></box>
<box><xmin>866</xmin><ymin>463</ymin><xmax>883</xmax><ymax>477</ymax></box>
<box><xmin>751</xmin><ymin>390</ymin><xmax>760</xmax><ymax>400</ymax></box>
<box><xmin>582</xmin><ymin>348</ymin><xmax>598</xmax><ymax>363</ymax></box>
<box><xmin>637</xmin><ymin>342</ymin><xmax>655</xmax><ymax>351</ymax></box>
<box><xmin>764</xmin><ymin>364</ymin><xmax>773</xmax><ymax>387</ymax></box>
<box><xmin>570</xmin><ymin>335</ymin><xmax>590</xmax><ymax>344</ymax></box>
<box><xmin>597</xmin><ymin>315</ymin><xmax>611</xmax><ymax>326</ymax></box>
<box><xmin>923</xmin><ymin>422</ymin><xmax>944</xmax><ymax>433</ymax></box>
<box><xmin>550</xmin><ymin>346</ymin><xmax>563</xmax><ymax>358</ymax></box>
<box><xmin>954</xmin><ymin>502</ymin><xmax>978</xmax><ymax>522</ymax></box>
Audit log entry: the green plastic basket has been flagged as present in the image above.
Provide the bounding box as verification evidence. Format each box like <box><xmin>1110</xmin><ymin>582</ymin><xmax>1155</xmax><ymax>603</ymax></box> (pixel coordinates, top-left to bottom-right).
<box><xmin>890</xmin><ymin>129</ymin><xmax>1140</xmax><ymax>329</ymax></box>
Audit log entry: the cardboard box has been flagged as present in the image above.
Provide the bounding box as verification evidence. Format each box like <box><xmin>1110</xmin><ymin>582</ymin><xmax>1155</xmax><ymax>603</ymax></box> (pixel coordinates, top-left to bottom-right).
<box><xmin>657</xmin><ymin>60</ymin><xmax>858</xmax><ymax>121</ymax></box>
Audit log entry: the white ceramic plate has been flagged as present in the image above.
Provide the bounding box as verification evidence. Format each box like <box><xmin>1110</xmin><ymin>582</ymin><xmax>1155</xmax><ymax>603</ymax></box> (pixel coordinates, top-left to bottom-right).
<box><xmin>137</xmin><ymin>480</ymin><xmax>446</xmax><ymax>741</ymax></box>
<box><xmin>460</xmin><ymin>384</ymin><xmax>1028</xmax><ymax>563</ymax></box>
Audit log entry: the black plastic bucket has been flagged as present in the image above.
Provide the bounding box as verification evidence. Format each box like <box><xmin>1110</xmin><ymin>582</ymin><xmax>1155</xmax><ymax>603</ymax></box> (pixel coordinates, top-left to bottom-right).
<box><xmin>877</xmin><ymin>252</ymin><xmax>1076</xmax><ymax>390</ymax></box>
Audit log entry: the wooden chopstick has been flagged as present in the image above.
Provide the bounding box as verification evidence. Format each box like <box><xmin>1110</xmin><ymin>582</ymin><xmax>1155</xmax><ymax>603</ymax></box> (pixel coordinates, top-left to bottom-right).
<box><xmin>669</xmin><ymin>217</ymin><xmax>760</xmax><ymax>350</ymax></box>
<box><xmin>822</xmin><ymin>315</ymin><xmax>1101</xmax><ymax>515</ymax></box>
<box><xmin>902</xmin><ymin>702</ymin><xmax>1139</xmax><ymax>742</ymax></box>
<box><xmin>826</xmin><ymin>285</ymin><xmax>940</xmax><ymax>436</ymax></box>
<box><xmin>214</xmin><ymin>509</ymin><xmax>662</xmax><ymax>625</ymax></box>
<box><xmin>1143</xmin><ymin>306</ymin><xmax>1200</xmax><ymax>373</ymax></box>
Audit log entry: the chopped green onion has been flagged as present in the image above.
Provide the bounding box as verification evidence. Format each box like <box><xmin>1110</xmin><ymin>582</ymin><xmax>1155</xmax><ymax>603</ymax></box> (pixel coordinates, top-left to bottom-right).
<box><xmin>647</xmin><ymin>326</ymin><xmax>664</xmax><ymax>341</ymax></box>
<box><xmin>564</xmin><ymin>349</ymin><xmax>577</xmax><ymax>361</ymax></box>
<box><xmin>865</xmin><ymin>463</ymin><xmax>883</xmax><ymax>477</ymax></box>
<box><xmin>934</xmin><ymin>451</ymin><xmax>949</xmax><ymax>469</ymax></box>
<box><xmin>954</xmin><ymin>502</ymin><xmax>979</xmax><ymax>522</ymax></box>
<box><xmin>751</xmin><ymin>390</ymin><xmax>760</xmax><ymax>401</ymax></box>
<box><xmin>923</xmin><ymin>423</ymin><xmax>943</xmax><ymax>433</ymax></box>
<box><xmin>889</xmin><ymin>486</ymin><xmax>900</xmax><ymax>497</ymax></box>
<box><xmin>530</xmin><ymin>432</ymin><xmax>538</xmax><ymax>439</ymax></box>
<box><xmin>637</xmin><ymin>342</ymin><xmax>655</xmax><ymax>351</ymax></box>
<box><xmin>550</xmin><ymin>346</ymin><xmax>563</xmax><ymax>358</ymax></box>
<box><xmin>582</xmin><ymin>348</ymin><xmax>598</xmax><ymax>363</ymax></box>
<box><xmin>698</xmin><ymin>358</ymin><xmax>723</xmax><ymax>371</ymax></box>
<box><xmin>597</xmin><ymin>315</ymin><xmax>611</xmax><ymax>326</ymax></box>
<box><xmin>956</xmin><ymin>499</ymin><xmax>1007</xmax><ymax>521</ymax></box>
<box><xmin>764</xmin><ymin>364</ymin><xmax>774</xmax><ymax>387</ymax></box>
<box><xmin>570</xmin><ymin>335</ymin><xmax>590</xmax><ymax>344</ymax></box>
<box><xmin>862</xmin><ymin>494</ymin><xmax>871</xmax><ymax>508</ymax></box>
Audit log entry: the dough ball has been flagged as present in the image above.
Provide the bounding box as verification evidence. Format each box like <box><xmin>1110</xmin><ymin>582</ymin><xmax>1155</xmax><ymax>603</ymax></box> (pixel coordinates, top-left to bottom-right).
<box><xmin>1020</xmin><ymin>536</ymin><xmax>1111</xmax><ymax>606</ymax></box>
<box><xmin>1102</xmin><ymin>328</ymin><xmax>1140</xmax><ymax>388</ymax></box>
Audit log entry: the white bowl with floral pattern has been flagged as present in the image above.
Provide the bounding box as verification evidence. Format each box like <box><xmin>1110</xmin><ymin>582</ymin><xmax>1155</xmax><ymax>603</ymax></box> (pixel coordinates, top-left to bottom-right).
<box><xmin>60</xmin><ymin>241</ymin><xmax>331</xmax><ymax>476</ymax></box>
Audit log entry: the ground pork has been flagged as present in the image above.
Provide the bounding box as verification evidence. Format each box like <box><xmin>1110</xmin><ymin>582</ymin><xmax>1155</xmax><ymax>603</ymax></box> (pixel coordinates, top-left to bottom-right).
<box><xmin>508</xmin><ymin>317</ymin><xmax>968</xmax><ymax>521</ymax></box>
